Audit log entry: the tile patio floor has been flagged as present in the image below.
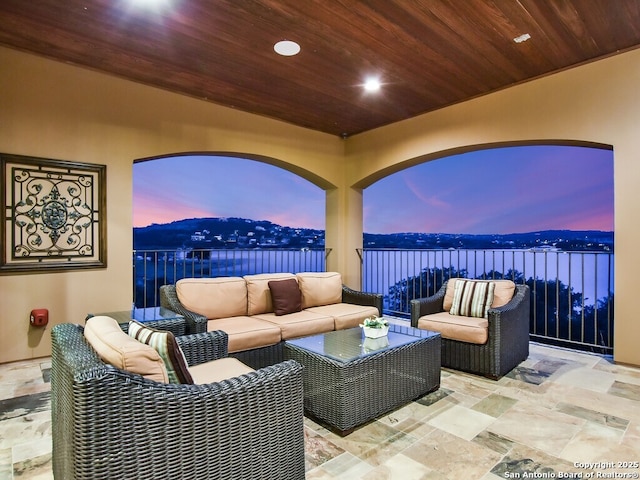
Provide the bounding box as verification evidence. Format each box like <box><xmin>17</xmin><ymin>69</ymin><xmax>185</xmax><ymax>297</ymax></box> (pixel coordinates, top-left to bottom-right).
<box><xmin>1</xmin><ymin>339</ymin><xmax>639</xmax><ymax>479</ymax></box>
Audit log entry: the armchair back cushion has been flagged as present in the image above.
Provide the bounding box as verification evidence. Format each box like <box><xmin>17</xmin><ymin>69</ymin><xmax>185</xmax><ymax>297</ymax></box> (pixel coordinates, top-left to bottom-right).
<box><xmin>84</xmin><ymin>316</ymin><xmax>169</xmax><ymax>383</ymax></box>
<box><xmin>297</xmin><ymin>271</ymin><xmax>342</xmax><ymax>309</ymax></box>
<box><xmin>244</xmin><ymin>272</ymin><xmax>296</xmax><ymax>315</ymax></box>
<box><xmin>176</xmin><ymin>277</ymin><xmax>247</xmax><ymax>319</ymax></box>
<box><xmin>443</xmin><ymin>279</ymin><xmax>516</xmax><ymax>312</ymax></box>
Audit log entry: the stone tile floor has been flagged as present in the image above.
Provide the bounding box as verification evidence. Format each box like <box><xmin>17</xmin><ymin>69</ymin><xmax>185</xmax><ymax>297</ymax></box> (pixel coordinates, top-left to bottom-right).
<box><xmin>1</xmin><ymin>341</ymin><xmax>639</xmax><ymax>479</ymax></box>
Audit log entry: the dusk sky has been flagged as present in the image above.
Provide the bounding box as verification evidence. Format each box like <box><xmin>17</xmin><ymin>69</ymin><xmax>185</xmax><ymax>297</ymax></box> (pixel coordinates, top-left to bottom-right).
<box><xmin>133</xmin><ymin>156</ymin><xmax>325</xmax><ymax>229</ymax></box>
<box><xmin>133</xmin><ymin>145</ymin><xmax>614</xmax><ymax>235</ymax></box>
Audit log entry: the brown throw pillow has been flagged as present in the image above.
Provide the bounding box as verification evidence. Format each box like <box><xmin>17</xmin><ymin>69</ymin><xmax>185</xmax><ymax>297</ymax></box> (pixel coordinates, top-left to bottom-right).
<box><xmin>268</xmin><ymin>278</ymin><xmax>302</xmax><ymax>316</ymax></box>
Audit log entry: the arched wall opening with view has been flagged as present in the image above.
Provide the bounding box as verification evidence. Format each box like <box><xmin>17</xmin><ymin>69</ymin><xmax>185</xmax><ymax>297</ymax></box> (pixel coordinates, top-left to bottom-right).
<box><xmin>360</xmin><ymin>143</ymin><xmax>614</xmax><ymax>353</ymax></box>
<box><xmin>132</xmin><ymin>153</ymin><xmax>328</xmax><ymax>307</ymax></box>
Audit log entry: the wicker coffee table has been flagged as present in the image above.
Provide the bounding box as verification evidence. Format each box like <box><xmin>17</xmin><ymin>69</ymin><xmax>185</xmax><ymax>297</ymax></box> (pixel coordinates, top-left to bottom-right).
<box><xmin>284</xmin><ymin>323</ymin><xmax>441</xmax><ymax>435</ymax></box>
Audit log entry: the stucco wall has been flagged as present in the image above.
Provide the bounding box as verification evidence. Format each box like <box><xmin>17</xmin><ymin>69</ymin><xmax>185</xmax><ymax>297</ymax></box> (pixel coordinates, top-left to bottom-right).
<box><xmin>1</xmin><ymin>45</ymin><xmax>638</xmax><ymax>367</ymax></box>
<box><xmin>0</xmin><ymin>46</ymin><xmax>345</xmax><ymax>363</ymax></box>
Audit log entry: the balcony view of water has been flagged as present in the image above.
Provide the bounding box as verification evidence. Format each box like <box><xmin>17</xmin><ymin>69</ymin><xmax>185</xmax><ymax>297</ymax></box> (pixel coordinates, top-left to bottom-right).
<box><xmin>362</xmin><ymin>248</ymin><xmax>613</xmax><ymax>309</ymax></box>
<box><xmin>133</xmin><ymin>146</ymin><xmax>615</xmax><ymax>354</ymax></box>
<box><xmin>134</xmin><ymin>243</ymin><xmax>614</xmax><ymax>354</ymax></box>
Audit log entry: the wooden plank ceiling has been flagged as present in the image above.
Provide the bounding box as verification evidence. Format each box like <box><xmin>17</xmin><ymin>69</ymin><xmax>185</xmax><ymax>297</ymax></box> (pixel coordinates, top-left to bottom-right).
<box><xmin>1</xmin><ymin>0</ymin><xmax>639</xmax><ymax>137</ymax></box>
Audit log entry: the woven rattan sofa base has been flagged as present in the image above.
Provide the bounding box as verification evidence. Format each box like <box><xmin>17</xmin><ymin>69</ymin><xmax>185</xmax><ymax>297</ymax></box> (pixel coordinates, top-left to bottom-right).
<box><xmin>284</xmin><ymin>326</ymin><xmax>441</xmax><ymax>436</ymax></box>
<box><xmin>51</xmin><ymin>323</ymin><xmax>306</xmax><ymax>480</ymax></box>
<box><xmin>230</xmin><ymin>342</ymin><xmax>284</xmax><ymax>369</ymax></box>
<box><xmin>410</xmin><ymin>282</ymin><xmax>531</xmax><ymax>380</ymax></box>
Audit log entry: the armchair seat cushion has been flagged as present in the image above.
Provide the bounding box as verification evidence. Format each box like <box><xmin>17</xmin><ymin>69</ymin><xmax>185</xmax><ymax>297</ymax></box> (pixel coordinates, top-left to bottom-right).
<box><xmin>306</xmin><ymin>303</ymin><xmax>380</xmax><ymax>330</ymax></box>
<box><xmin>208</xmin><ymin>316</ymin><xmax>282</xmax><ymax>353</ymax></box>
<box><xmin>189</xmin><ymin>357</ymin><xmax>255</xmax><ymax>384</ymax></box>
<box><xmin>417</xmin><ymin>311</ymin><xmax>489</xmax><ymax>344</ymax></box>
<box><xmin>253</xmin><ymin>310</ymin><xmax>334</xmax><ymax>340</ymax></box>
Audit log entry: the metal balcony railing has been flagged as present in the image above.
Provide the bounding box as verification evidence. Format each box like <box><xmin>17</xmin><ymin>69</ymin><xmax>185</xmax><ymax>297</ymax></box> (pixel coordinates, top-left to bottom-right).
<box><xmin>360</xmin><ymin>248</ymin><xmax>614</xmax><ymax>354</ymax></box>
<box><xmin>133</xmin><ymin>248</ymin><xmax>328</xmax><ymax>308</ymax></box>
<box><xmin>133</xmin><ymin>247</ymin><xmax>614</xmax><ymax>354</ymax></box>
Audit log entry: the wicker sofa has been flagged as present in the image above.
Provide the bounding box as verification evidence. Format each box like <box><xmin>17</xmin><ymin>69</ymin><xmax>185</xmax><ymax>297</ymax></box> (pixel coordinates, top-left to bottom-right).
<box><xmin>160</xmin><ymin>271</ymin><xmax>383</xmax><ymax>368</ymax></box>
<box><xmin>410</xmin><ymin>279</ymin><xmax>530</xmax><ymax>379</ymax></box>
<box><xmin>51</xmin><ymin>321</ymin><xmax>305</xmax><ymax>480</ymax></box>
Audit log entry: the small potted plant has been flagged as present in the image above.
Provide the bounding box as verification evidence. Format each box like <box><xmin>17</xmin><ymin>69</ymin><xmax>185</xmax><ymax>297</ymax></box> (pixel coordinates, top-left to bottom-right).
<box><xmin>359</xmin><ymin>316</ymin><xmax>389</xmax><ymax>338</ymax></box>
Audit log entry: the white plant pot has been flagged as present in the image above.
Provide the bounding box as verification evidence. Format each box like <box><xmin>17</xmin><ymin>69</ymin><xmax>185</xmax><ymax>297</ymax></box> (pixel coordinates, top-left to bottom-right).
<box><xmin>362</xmin><ymin>325</ymin><xmax>389</xmax><ymax>339</ymax></box>
<box><xmin>363</xmin><ymin>336</ymin><xmax>390</xmax><ymax>352</ymax></box>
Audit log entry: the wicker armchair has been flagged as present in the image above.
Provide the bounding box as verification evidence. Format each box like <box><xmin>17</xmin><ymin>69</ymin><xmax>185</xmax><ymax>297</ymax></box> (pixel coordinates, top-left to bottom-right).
<box><xmin>410</xmin><ymin>282</ymin><xmax>530</xmax><ymax>379</ymax></box>
<box><xmin>51</xmin><ymin>323</ymin><xmax>305</xmax><ymax>480</ymax></box>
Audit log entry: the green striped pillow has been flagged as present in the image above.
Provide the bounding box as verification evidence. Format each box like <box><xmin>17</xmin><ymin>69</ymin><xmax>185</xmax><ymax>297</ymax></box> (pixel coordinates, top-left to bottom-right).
<box><xmin>128</xmin><ymin>321</ymin><xmax>193</xmax><ymax>384</ymax></box>
<box><xmin>449</xmin><ymin>280</ymin><xmax>496</xmax><ymax>318</ymax></box>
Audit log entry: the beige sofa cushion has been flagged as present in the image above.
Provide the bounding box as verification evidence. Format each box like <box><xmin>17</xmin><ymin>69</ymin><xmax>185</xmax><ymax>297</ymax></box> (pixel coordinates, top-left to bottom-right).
<box><xmin>418</xmin><ymin>311</ymin><xmax>489</xmax><ymax>344</ymax></box>
<box><xmin>176</xmin><ymin>277</ymin><xmax>247</xmax><ymax>319</ymax></box>
<box><xmin>189</xmin><ymin>357</ymin><xmax>255</xmax><ymax>384</ymax></box>
<box><xmin>253</xmin><ymin>310</ymin><xmax>334</xmax><ymax>340</ymax></box>
<box><xmin>443</xmin><ymin>279</ymin><xmax>515</xmax><ymax>312</ymax></box>
<box><xmin>208</xmin><ymin>316</ymin><xmax>282</xmax><ymax>353</ymax></box>
<box><xmin>305</xmin><ymin>303</ymin><xmax>380</xmax><ymax>330</ymax></box>
<box><xmin>84</xmin><ymin>316</ymin><xmax>169</xmax><ymax>383</ymax></box>
<box><xmin>297</xmin><ymin>271</ymin><xmax>342</xmax><ymax>309</ymax></box>
<box><xmin>244</xmin><ymin>273</ymin><xmax>296</xmax><ymax>315</ymax></box>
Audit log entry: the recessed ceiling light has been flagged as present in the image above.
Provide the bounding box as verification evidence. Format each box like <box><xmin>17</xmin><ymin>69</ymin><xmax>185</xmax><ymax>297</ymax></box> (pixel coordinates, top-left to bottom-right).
<box><xmin>274</xmin><ymin>40</ymin><xmax>301</xmax><ymax>56</ymax></box>
<box><xmin>363</xmin><ymin>77</ymin><xmax>381</xmax><ymax>92</ymax></box>
<box><xmin>129</xmin><ymin>0</ymin><xmax>171</xmax><ymax>8</ymax></box>
<box><xmin>513</xmin><ymin>33</ymin><xmax>531</xmax><ymax>44</ymax></box>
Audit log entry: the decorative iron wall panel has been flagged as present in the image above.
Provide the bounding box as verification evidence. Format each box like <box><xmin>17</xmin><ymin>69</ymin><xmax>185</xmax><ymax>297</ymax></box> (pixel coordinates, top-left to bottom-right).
<box><xmin>1</xmin><ymin>154</ymin><xmax>106</xmax><ymax>273</ymax></box>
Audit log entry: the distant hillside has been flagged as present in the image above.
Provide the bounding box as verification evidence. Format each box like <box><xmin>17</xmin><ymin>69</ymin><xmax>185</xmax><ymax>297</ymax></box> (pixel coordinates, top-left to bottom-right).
<box><xmin>134</xmin><ymin>217</ymin><xmax>613</xmax><ymax>252</ymax></box>
<box><xmin>364</xmin><ymin>230</ymin><xmax>613</xmax><ymax>251</ymax></box>
<box><xmin>134</xmin><ymin>217</ymin><xmax>324</xmax><ymax>250</ymax></box>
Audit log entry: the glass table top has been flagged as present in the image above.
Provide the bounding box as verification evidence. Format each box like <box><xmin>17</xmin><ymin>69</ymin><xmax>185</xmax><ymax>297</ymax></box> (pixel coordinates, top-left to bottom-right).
<box><xmin>87</xmin><ymin>306</ymin><xmax>183</xmax><ymax>324</ymax></box>
<box><xmin>285</xmin><ymin>322</ymin><xmax>439</xmax><ymax>363</ymax></box>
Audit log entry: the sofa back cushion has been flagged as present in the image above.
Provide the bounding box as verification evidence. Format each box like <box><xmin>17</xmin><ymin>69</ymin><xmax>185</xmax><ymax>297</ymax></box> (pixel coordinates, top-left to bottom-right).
<box><xmin>244</xmin><ymin>273</ymin><xmax>296</xmax><ymax>315</ymax></box>
<box><xmin>443</xmin><ymin>279</ymin><xmax>516</xmax><ymax>313</ymax></box>
<box><xmin>176</xmin><ymin>277</ymin><xmax>247</xmax><ymax>319</ymax></box>
<box><xmin>84</xmin><ymin>315</ymin><xmax>169</xmax><ymax>383</ymax></box>
<box><xmin>296</xmin><ymin>272</ymin><xmax>342</xmax><ymax>309</ymax></box>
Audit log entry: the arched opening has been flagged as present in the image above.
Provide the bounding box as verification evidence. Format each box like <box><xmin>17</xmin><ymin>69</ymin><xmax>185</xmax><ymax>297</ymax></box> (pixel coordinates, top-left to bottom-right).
<box><xmin>361</xmin><ymin>142</ymin><xmax>614</xmax><ymax>354</ymax></box>
<box><xmin>132</xmin><ymin>153</ymin><xmax>328</xmax><ymax>306</ymax></box>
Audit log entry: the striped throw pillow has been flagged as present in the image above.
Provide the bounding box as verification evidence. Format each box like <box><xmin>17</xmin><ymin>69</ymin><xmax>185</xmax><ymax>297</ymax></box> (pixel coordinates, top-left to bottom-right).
<box><xmin>449</xmin><ymin>280</ymin><xmax>496</xmax><ymax>318</ymax></box>
<box><xmin>128</xmin><ymin>321</ymin><xmax>193</xmax><ymax>384</ymax></box>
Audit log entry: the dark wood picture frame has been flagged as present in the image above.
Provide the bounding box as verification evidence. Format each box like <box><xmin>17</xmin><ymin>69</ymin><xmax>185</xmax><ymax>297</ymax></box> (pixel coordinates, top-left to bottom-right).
<box><xmin>1</xmin><ymin>153</ymin><xmax>107</xmax><ymax>274</ymax></box>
